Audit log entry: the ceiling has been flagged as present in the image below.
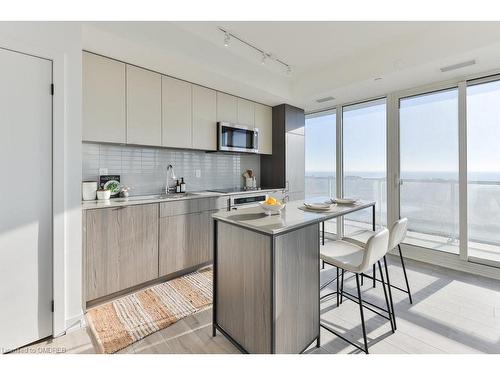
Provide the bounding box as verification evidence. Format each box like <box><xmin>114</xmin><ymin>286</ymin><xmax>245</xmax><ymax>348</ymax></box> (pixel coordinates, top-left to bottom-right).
<box><xmin>83</xmin><ymin>21</ymin><xmax>500</xmax><ymax>112</ymax></box>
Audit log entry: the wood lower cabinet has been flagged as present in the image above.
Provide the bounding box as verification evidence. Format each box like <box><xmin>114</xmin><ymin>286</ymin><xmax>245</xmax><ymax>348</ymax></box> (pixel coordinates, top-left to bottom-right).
<box><xmin>84</xmin><ymin>204</ymin><xmax>159</xmax><ymax>301</ymax></box>
<box><xmin>159</xmin><ymin>210</ymin><xmax>215</xmax><ymax>276</ymax></box>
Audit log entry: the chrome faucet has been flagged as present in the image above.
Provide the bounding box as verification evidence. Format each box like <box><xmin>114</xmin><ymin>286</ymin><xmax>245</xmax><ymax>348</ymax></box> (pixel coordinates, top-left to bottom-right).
<box><xmin>166</xmin><ymin>164</ymin><xmax>177</xmax><ymax>194</ymax></box>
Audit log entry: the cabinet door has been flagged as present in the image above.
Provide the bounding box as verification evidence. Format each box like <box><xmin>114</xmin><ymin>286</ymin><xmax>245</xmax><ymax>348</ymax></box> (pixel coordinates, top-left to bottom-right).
<box><xmin>237</xmin><ymin>98</ymin><xmax>255</xmax><ymax>128</ymax></box>
<box><xmin>255</xmin><ymin>103</ymin><xmax>272</xmax><ymax>154</ymax></box>
<box><xmin>192</xmin><ymin>85</ymin><xmax>217</xmax><ymax>151</ymax></box>
<box><xmin>216</xmin><ymin>92</ymin><xmax>238</xmax><ymax>123</ymax></box>
<box><xmin>83</xmin><ymin>52</ymin><xmax>126</xmax><ymax>143</ymax></box>
<box><xmin>85</xmin><ymin>204</ymin><xmax>159</xmax><ymax>301</ymax></box>
<box><xmin>162</xmin><ymin>76</ymin><xmax>192</xmax><ymax>148</ymax></box>
<box><xmin>285</xmin><ymin>132</ymin><xmax>305</xmax><ymax>196</ymax></box>
<box><xmin>159</xmin><ymin>210</ymin><xmax>214</xmax><ymax>276</ymax></box>
<box><xmin>126</xmin><ymin>65</ymin><xmax>162</xmax><ymax>146</ymax></box>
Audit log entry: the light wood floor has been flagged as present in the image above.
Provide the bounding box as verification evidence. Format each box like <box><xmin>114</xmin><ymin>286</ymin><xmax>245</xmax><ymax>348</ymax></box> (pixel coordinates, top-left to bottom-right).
<box><xmin>16</xmin><ymin>253</ymin><xmax>500</xmax><ymax>354</ymax></box>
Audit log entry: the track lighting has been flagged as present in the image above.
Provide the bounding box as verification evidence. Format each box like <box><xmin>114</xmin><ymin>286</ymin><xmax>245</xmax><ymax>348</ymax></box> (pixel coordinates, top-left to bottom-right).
<box><xmin>218</xmin><ymin>27</ymin><xmax>291</xmax><ymax>74</ymax></box>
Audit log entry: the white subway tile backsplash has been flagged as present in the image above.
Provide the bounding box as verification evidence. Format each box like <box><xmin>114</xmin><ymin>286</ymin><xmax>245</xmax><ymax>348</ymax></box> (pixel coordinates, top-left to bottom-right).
<box><xmin>82</xmin><ymin>142</ymin><xmax>260</xmax><ymax>195</ymax></box>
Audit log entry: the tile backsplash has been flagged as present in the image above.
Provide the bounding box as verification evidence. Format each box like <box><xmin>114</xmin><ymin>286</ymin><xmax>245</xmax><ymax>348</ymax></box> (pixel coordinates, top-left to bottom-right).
<box><xmin>82</xmin><ymin>143</ymin><xmax>260</xmax><ymax>196</ymax></box>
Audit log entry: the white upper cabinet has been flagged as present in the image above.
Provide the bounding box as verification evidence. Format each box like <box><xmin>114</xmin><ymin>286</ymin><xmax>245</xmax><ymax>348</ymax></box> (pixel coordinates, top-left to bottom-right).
<box><xmin>162</xmin><ymin>76</ymin><xmax>192</xmax><ymax>149</ymax></box>
<box><xmin>83</xmin><ymin>52</ymin><xmax>126</xmax><ymax>143</ymax></box>
<box><xmin>126</xmin><ymin>65</ymin><xmax>162</xmax><ymax>146</ymax></box>
<box><xmin>192</xmin><ymin>85</ymin><xmax>217</xmax><ymax>151</ymax></box>
<box><xmin>237</xmin><ymin>98</ymin><xmax>255</xmax><ymax>128</ymax></box>
<box><xmin>216</xmin><ymin>92</ymin><xmax>238</xmax><ymax>124</ymax></box>
<box><xmin>255</xmin><ymin>103</ymin><xmax>273</xmax><ymax>154</ymax></box>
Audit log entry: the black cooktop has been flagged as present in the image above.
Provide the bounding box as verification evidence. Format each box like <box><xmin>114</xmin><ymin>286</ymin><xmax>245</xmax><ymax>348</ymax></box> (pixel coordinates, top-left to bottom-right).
<box><xmin>208</xmin><ymin>187</ymin><xmax>262</xmax><ymax>194</ymax></box>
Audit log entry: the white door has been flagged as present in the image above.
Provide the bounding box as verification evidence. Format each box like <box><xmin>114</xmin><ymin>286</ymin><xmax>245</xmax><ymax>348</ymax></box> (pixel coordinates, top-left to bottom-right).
<box><xmin>0</xmin><ymin>48</ymin><xmax>53</xmax><ymax>351</ymax></box>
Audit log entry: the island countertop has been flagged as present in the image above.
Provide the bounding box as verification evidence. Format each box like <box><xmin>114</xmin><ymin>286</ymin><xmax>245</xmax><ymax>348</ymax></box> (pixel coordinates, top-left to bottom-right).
<box><xmin>212</xmin><ymin>198</ymin><xmax>376</xmax><ymax>235</ymax></box>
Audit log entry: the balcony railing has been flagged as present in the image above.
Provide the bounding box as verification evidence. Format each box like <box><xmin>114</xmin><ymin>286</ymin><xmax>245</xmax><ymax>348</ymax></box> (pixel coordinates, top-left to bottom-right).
<box><xmin>305</xmin><ymin>174</ymin><xmax>500</xmax><ymax>247</ymax></box>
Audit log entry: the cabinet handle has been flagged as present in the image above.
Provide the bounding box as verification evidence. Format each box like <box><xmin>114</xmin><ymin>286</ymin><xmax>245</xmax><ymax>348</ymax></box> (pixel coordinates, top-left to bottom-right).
<box><xmin>112</xmin><ymin>206</ymin><xmax>126</xmax><ymax>210</ymax></box>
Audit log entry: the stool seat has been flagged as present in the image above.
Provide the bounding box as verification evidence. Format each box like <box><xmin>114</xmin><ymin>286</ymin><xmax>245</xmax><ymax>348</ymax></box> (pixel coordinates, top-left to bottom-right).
<box><xmin>320</xmin><ymin>240</ymin><xmax>366</xmax><ymax>273</ymax></box>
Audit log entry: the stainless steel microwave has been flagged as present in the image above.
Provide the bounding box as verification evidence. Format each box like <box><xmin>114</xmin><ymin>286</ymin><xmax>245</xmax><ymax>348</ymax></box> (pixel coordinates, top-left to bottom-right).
<box><xmin>217</xmin><ymin>122</ymin><xmax>259</xmax><ymax>153</ymax></box>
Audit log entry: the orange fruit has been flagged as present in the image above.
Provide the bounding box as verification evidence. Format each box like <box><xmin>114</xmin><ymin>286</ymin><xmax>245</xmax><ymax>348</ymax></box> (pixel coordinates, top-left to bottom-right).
<box><xmin>266</xmin><ymin>197</ymin><xmax>278</xmax><ymax>205</ymax></box>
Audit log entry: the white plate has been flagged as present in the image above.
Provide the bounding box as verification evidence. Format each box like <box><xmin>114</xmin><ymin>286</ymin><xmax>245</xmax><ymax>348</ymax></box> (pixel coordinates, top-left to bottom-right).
<box><xmin>303</xmin><ymin>202</ymin><xmax>332</xmax><ymax>211</ymax></box>
<box><xmin>332</xmin><ymin>198</ymin><xmax>358</xmax><ymax>204</ymax></box>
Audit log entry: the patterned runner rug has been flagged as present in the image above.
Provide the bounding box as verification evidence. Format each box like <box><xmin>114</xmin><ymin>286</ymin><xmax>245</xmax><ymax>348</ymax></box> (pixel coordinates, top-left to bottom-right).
<box><xmin>86</xmin><ymin>267</ymin><xmax>213</xmax><ymax>354</ymax></box>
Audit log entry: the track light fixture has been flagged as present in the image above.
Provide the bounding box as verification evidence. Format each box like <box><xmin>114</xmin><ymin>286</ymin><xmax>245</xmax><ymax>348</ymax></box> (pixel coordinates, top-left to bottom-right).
<box><xmin>219</xmin><ymin>27</ymin><xmax>291</xmax><ymax>76</ymax></box>
<box><xmin>261</xmin><ymin>53</ymin><xmax>267</xmax><ymax>65</ymax></box>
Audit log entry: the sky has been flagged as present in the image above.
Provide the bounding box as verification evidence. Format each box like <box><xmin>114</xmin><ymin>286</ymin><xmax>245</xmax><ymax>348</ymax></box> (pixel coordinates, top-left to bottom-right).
<box><xmin>305</xmin><ymin>80</ymin><xmax>500</xmax><ymax>179</ymax></box>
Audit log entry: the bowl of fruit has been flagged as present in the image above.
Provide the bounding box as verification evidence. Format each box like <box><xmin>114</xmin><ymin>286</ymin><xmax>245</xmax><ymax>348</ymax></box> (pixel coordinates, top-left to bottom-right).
<box><xmin>259</xmin><ymin>197</ymin><xmax>286</xmax><ymax>216</ymax></box>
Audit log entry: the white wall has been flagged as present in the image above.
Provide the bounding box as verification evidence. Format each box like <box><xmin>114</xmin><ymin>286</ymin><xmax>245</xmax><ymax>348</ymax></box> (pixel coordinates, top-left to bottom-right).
<box><xmin>0</xmin><ymin>22</ymin><xmax>83</xmax><ymax>334</ymax></box>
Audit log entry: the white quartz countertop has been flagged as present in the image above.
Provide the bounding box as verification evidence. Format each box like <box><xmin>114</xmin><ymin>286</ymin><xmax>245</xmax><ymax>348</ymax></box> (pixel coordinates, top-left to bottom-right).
<box><xmin>81</xmin><ymin>188</ymin><xmax>283</xmax><ymax>210</ymax></box>
<box><xmin>212</xmin><ymin>198</ymin><xmax>376</xmax><ymax>235</ymax></box>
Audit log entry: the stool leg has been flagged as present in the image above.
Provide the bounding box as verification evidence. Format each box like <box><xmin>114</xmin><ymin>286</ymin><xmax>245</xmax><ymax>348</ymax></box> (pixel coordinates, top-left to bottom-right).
<box><xmin>340</xmin><ymin>269</ymin><xmax>345</xmax><ymax>304</ymax></box>
<box><xmin>383</xmin><ymin>255</ymin><xmax>397</xmax><ymax>330</ymax></box>
<box><xmin>398</xmin><ymin>245</ymin><xmax>413</xmax><ymax>304</ymax></box>
<box><xmin>355</xmin><ymin>274</ymin><xmax>368</xmax><ymax>354</ymax></box>
<box><xmin>321</xmin><ymin>259</ymin><xmax>325</xmax><ymax>269</ymax></box>
<box><xmin>336</xmin><ymin>267</ymin><xmax>340</xmax><ymax>307</ymax></box>
<box><xmin>378</xmin><ymin>260</ymin><xmax>394</xmax><ymax>333</ymax></box>
<box><xmin>372</xmin><ymin>264</ymin><xmax>376</xmax><ymax>288</ymax></box>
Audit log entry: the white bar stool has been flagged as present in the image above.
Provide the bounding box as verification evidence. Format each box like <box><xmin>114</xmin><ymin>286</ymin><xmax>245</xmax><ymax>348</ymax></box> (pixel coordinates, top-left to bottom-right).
<box><xmin>344</xmin><ymin>218</ymin><xmax>412</xmax><ymax>310</ymax></box>
<box><xmin>320</xmin><ymin>229</ymin><xmax>395</xmax><ymax>354</ymax></box>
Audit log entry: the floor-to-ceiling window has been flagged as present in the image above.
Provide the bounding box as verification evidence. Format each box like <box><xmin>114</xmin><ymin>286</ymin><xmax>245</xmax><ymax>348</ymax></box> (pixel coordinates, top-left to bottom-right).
<box><xmin>399</xmin><ymin>89</ymin><xmax>459</xmax><ymax>254</ymax></box>
<box><xmin>467</xmin><ymin>79</ymin><xmax>500</xmax><ymax>265</ymax></box>
<box><xmin>305</xmin><ymin>72</ymin><xmax>500</xmax><ymax>273</ymax></box>
<box><xmin>342</xmin><ymin>98</ymin><xmax>387</xmax><ymax>235</ymax></box>
<box><xmin>305</xmin><ymin>110</ymin><xmax>336</xmax><ymax>234</ymax></box>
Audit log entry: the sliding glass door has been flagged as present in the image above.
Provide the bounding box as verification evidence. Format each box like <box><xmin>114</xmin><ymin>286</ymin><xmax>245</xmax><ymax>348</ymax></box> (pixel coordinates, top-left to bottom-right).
<box><xmin>343</xmin><ymin>99</ymin><xmax>387</xmax><ymax>235</ymax></box>
<box><xmin>399</xmin><ymin>89</ymin><xmax>459</xmax><ymax>254</ymax></box>
<box><xmin>305</xmin><ymin>110</ymin><xmax>336</xmax><ymax>234</ymax></box>
<box><xmin>467</xmin><ymin>79</ymin><xmax>500</xmax><ymax>265</ymax></box>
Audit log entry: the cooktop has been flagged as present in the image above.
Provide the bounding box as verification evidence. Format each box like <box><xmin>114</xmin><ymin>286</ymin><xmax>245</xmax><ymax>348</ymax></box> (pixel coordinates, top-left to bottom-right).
<box><xmin>208</xmin><ymin>187</ymin><xmax>263</xmax><ymax>194</ymax></box>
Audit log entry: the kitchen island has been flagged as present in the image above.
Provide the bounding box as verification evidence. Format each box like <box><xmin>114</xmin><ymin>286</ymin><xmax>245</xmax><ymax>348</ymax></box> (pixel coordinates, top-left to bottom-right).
<box><xmin>212</xmin><ymin>199</ymin><xmax>376</xmax><ymax>354</ymax></box>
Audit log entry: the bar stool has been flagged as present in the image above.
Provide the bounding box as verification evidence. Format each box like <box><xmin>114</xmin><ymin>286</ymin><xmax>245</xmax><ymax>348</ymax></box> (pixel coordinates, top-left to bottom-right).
<box><xmin>344</xmin><ymin>218</ymin><xmax>412</xmax><ymax>306</ymax></box>
<box><xmin>320</xmin><ymin>229</ymin><xmax>395</xmax><ymax>354</ymax></box>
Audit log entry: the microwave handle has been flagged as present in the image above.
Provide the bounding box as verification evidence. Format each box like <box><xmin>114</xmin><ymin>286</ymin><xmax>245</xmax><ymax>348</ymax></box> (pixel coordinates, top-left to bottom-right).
<box><xmin>254</xmin><ymin>129</ymin><xmax>259</xmax><ymax>152</ymax></box>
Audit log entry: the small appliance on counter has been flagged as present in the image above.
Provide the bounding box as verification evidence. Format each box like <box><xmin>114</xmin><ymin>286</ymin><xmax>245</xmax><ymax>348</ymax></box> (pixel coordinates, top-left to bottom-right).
<box><xmin>243</xmin><ymin>169</ymin><xmax>256</xmax><ymax>190</ymax></box>
<box><xmin>82</xmin><ymin>181</ymin><xmax>98</xmax><ymax>201</ymax></box>
<box><xmin>99</xmin><ymin>175</ymin><xmax>121</xmax><ymax>198</ymax></box>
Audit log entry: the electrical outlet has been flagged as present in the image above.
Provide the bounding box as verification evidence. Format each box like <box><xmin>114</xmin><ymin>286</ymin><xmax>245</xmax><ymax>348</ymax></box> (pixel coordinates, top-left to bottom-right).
<box><xmin>99</xmin><ymin>168</ymin><xmax>108</xmax><ymax>176</ymax></box>
<box><xmin>195</xmin><ymin>169</ymin><xmax>201</xmax><ymax>178</ymax></box>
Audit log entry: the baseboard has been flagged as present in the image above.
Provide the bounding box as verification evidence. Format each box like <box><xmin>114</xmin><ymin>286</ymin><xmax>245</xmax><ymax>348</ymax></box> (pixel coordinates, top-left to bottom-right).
<box><xmin>63</xmin><ymin>314</ymin><xmax>85</xmax><ymax>335</ymax></box>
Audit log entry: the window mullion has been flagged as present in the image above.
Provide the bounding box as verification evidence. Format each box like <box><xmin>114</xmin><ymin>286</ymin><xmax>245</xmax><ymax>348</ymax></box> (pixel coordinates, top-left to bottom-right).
<box><xmin>458</xmin><ymin>81</ymin><xmax>468</xmax><ymax>261</ymax></box>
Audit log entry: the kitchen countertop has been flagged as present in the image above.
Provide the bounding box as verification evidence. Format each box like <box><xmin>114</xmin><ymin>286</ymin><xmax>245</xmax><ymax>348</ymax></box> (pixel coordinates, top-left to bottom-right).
<box><xmin>212</xmin><ymin>198</ymin><xmax>376</xmax><ymax>235</ymax></box>
<box><xmin>81</xmin><ymin>188</ymin><xmax>283</xmax><ymax>210</ymax></box>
